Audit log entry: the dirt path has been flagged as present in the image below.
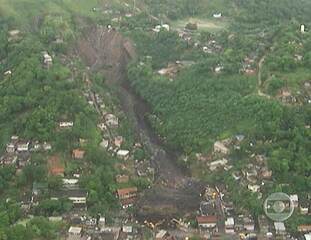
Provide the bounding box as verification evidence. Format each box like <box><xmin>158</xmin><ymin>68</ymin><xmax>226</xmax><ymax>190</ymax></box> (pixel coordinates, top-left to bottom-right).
<box><xmin>257</xmin><ymin>56</ymin><xmax>271</xmax><ymax>99</ymax></box>
<box><xmin>77</xmin><ymin>26</ymin><xmax>203</xmax><ymax>222</ymax></box>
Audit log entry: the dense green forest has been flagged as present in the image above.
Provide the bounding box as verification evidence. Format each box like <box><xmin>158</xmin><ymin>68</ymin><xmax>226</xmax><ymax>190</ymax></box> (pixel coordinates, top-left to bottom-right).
<box><xmin>127</xmin><ymin>0</ymin><xmax>311</xmax><ymax>197</ymax></box>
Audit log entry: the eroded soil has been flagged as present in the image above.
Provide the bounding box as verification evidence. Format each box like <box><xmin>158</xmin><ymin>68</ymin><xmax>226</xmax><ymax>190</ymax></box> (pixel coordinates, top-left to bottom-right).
<box><xmin>76</xmin><ymin>26</ymin><xmax>204</xmax><ymax>222</ymax></box>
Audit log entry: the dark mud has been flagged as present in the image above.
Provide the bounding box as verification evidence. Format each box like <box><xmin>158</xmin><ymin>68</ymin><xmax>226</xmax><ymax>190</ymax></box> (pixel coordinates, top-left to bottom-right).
<box><xmin>77</xmin><ymin>26</ymin><xmax>204</xmax><ymax>222</ymax></box>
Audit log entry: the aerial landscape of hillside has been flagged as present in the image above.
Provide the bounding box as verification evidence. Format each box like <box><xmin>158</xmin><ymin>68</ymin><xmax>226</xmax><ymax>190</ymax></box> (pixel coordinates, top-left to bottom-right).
<box><xmin>0</xmin><ymin>0</ymin><xmax>310</xmax><ymax>239</ymax></box>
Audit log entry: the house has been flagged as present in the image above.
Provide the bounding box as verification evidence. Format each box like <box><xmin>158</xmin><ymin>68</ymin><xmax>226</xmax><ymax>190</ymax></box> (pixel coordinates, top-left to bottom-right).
<box><xmin>6</xmin><ymin>143</ymin><xmax>16</xmax><ymax>153</ymax></box>
<box><xmin>48</xmin><ymin>156</ymin><xmax>64</xmax><ymax>177</ymax></box>
<box><xmin>63</xmin><ymin>179</ymin><xmax>79</xmax><ymax>189</ymax></box>
<box><xmin>98</xmin><ymin>217</ymin><xmax>105</xmax><ymax>228</ymax></box>
<box><xmin>290</xmin><ymin>194</ymin><xmax>299</xmax><ymax>207</ymax></box>
<box><xmin>214</xmin><ymin>141</ymin><xmax>229</xmax><ymax>154</ymax></box>
<box><xmin>51</xmin><ymin>189</ymin><xmax>87</xmax><ymax>208</ymax></box>
<box><xmin>209</xmin><ymin>158</ymin><xmax>228</xmax><ymax>171</ymax></box>
<box><xmin>114</xmin><ymin>136</ymin><xmax>123</xmax><ymax>148</ymax></box>
<box><xmin>301</xmin><ymin>24</ymin><xmax>305</xmax><ymax>33</ymax></box>
<box><xmin>1</xmin><ymin>154</ymin><xmax>18</xmax><ymax>165</ymax></box>
<box><xmin>4</xmin><ymin>70</ymin><xmax>12</xmax><ymax>76</ymax></box>
<box><xmin>247</xmin><ymin>184</ymin><xmax>260</xmax><ymax>193</ymax></box>
<box><xmin>48</xmin><ymin>216</ymin><xmax>63</xmax><ymax>222</ymax></box>
<box><xmin>100</xmin><ymin>139</ymin><xmax>109</xmax><ymax>149</ymax></box>
<box><xmin>156</xmin><ymin>230</ymin><xmax>174</xmax><ymax>240</ymax></box>
<box><xmin>72</xmin><ymin>149</ymin><xmax>85</xmax><ymax>160</ymax></box>
<box><xmin>67</xmin><ymin>226</ymin><xmax>82</xmax><ymax>240</ymax></box>
<box><xmin>122</xmin><ymin>225</ymin><xmax>132</xmax><ymax>234</ymax></box>
<box><xmin>105</xmin><ymin>114</ymin><xmax>118</xmax><ymax>128</ymax></box>
<box><xmin>43</xmin><ymin>51</ymin><xmax>53</xmax><ymax>68</ymax></box>
<box><xmin>156</xmin><ymin>230</ymin><xmax>168</xmax><ymax>240</ymax></box>
<box><xmin>196</xmin><ymin>215</ymin><xmax>218</xmax><ymax>231</ymax></box>
<box><xmin>244</xmin><ymin>216</ymin><xmax>255</xmax><ymax>232</ymax></box>
<box><xmin>260</xmin><ymin>167</ymin><xmax>272</xmax><ymax>179</ymax></box>
<box><xmin>8</xmin><ymin>30</ymin><xmax>21</xmax><ymax>41</ymax></box>
<box><xmin>117</xmin><ymin>150</ymin><xmax>130</xmax><ymax>159</ymax></box>
<box><xmin>32</xmin><ymin>141</ymin><xmax>41</xmax><ymax>151</ymax></box>
<box><xmin>116</xmin><ymin>187</ymin><xmax>137</xmax><ymax>200</ymax></box>
<box><xmin>59</xmin><ymin>121</ymin><xmax>74</xmax><ymax>128</ymax></box>
<box><xmin>11</xmin><ymin>135</ymin><xmax>19</xmax><ymax>142</ymax></box>
<box><xmin>97</xmin><ymin>122</ymin><xmax>107</xmax><ymax>131</ymax></box>
<box><xmin>214</xmin><ymin>65</ymin><xmax>224</xmax><ymax>74</ymax></box>
<box><xmin>300</xmin><ymin>201</ymin><xmax>310</xmax><ymax>215</ymax></box>
<box><xmin>17</xmin><ymin>141</ymin><xmax>30</xmax><ymax>152</ymax></box>
<box><xmin>298</xmin><ymin>224</ymin><xmax>311</xmax><ymax>233</ymax></box>
<box><xmin>116</xmin><ymin>175</ymin><xmax>129</xmax><ymax>183</ymax></box>
<box><xmin>274</xmin><ymin>222</ymin><xmax>286</xmax><ymax>235</ymax></box>
<box><xmin>43</xmin><ymin>142</ymin><xmax>52</xmax><ymax>151</ymax></box>
<box><xmin>213</xmin><ymin>13</ymin><xmax>222</xmax><ymax>18</ymax></box>
<box><xmin>305</xmin><ymin>233</ymin><xmax>311</xmax><ymax>240</ymax></box>
<box><xmin>120</xmin><ymin>197</ymin><xmax>136</xmax><ymax>209</ymax></box>
<box><xmin>225</xmin><ymin>217</ymin><xmax>235</xmax><ymax>234</ymax></box>
<box><xmin>153</xmin><ymin>24</ymin><xmax>170</xmax><ymax>33</ymax></box>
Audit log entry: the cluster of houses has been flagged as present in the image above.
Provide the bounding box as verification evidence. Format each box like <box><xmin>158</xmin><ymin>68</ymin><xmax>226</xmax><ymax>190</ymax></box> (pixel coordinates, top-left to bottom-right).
<box><xmin>241</xmin><ymin>55</ymin><xmax>257</xmax><ymax>75</ymax></box>
<box><xmin>0</xmin><ymin>135</ymin><xmax>52</xmax><ymax>169</ymax></box>
<box><xmin>152</xmin><ymin>24</ymin><xmax>170</xmax><ymax>33</ymax></box>
<box><xmin>195</xmin><ymin>184</ymin><xmax>311</xmax><ymax>240</ymax></box>
<box><xmin>65</xmin><ymin>221</ymin><xmax>144</xmax><ymax>240</ymax></box>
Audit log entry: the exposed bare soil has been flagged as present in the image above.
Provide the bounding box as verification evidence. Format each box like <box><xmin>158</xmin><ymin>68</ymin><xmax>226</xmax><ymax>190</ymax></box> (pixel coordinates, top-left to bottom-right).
<box><xmin>76</xmin><ymin>26</ymin><xmax>204</xmax><ymax>223</ymax></box>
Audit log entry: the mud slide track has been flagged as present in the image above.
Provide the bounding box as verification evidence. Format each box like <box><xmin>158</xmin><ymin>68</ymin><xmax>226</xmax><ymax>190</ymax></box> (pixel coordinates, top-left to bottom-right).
<box><xmin>77</xmin><ymin>26</ymin><xmax>203</xmax><ymax>221</ymax></box>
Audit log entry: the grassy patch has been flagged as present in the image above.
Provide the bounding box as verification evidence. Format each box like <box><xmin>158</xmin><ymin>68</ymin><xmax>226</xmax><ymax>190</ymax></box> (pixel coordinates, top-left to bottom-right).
<box><xmin>171</xmin><ymin>17</ymin><xmax>229</xmax><ymax>32</ymax></box>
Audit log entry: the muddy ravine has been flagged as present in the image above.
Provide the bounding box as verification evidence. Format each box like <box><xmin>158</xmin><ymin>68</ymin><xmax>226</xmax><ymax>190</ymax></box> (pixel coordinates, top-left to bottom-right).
<box><xmin>77</xmin><ymin>26</ymin><xmax>204</xmax><ymax>222</ymax></box>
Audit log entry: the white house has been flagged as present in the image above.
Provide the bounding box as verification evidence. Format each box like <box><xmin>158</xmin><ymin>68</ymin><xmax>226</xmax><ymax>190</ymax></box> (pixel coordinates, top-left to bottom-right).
<box><xmin>68</xmin><ymin>226</ymin><xmax>82</xmax><ymax>236</ymax></box>
<box><xmin>122</xmin><ymin>225</ymin><xmax>133</xmax><ymax>233</ymax></box>
<box><xmin>4</xmin><ymin>70</ymin><xmax>12</xmax><ymax>76</ymax></box>
<box><xmin>43</xmin><ymin>51</ymin><xmax>53</xmax><ymax>68</ymax></box>
<box><xmin>290</xmin><ymin>194</ymin><xmax>299</xmax><ymax>208</ymax></box>
<box><xmin>209</xmin><ymin>158</ymin><xmax>228</xmax><ymax>171</ymax></box>
<box><xmin>274</xmin><ymin>222</ymin><xmax>286</xmax><ymax>235</ymax></box>
<box><xmin>301</xmin><ymin>24</ymin><xmax>305</xmax><ymax>33</ymax></box>
<box><xmin>213</xmin><ymin>13</ymin><xmax>222</xmax><ymax>18</ymax></box>
<box><xmin>6</xmin><ymin>143</ymin><xmax>16</xmax><ymax>153</ymax></box>
<box><xmin>225</xmin><ymin>217</ymin><xmax>235</xmax><ymax>234</ymax></box>
<box><xmin>214</xmin><ymin>141</ymin><xmax>229</xmax><ymax>154</ymax></box>
<box><xmin>105</xmin><ymin>114</ymin><xmax>118</xmax><ymax>128</ymax></box>
<box><xmin>117</xmin><ymin>150</ymin><xmax>130</xmax><ymax>159</ymax></box>
<box><xmin>305</xmin><ymin>233</ymin><xmax>311</xmax><ymax>240</ymax></box>
<box><xmin>17</xmin><ymin>141</ymin><xmax>30</xmax><ymax>152</ymax></box>
<box><xmin>247</xmin><ymin>184</ymin><xmax>261</xmax><ymax>193</ymax></box>
<box><xmin>244</xmin><ymin>216</ymin><xmax>255</xmax><ymax>232</ymax></box>
<box><xmin>59</xmin><ymin>121</ymin><xmax>74</xmax><ymax>128</ymax></box>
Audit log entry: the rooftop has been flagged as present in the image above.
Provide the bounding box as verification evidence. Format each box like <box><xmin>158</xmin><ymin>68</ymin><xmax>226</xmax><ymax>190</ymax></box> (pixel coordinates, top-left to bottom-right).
<box><xmin>196</xmin><ymin>215</ymin><xmax>218</xmax><ymax>224</ymax></box>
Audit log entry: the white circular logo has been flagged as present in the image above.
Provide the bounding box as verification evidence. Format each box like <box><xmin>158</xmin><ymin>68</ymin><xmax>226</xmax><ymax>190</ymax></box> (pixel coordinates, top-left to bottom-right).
<box><xmin>264</xmin><ymin>192</ymin><xmax>294</xmax><ymax>222</ymax></box>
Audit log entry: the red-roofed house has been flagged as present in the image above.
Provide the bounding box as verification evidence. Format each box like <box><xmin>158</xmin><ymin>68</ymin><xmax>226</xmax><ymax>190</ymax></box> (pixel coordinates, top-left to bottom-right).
<box><xmin>72</xmin><ymin>149</ymin><xmax>85</xmax><ymax>160</ymax></box>
<box><xmin>197</xmin><ymin>215</ymin><xmax>218</xmax><ymax>230</ymax></box>
<box><xmin>117</xmin><ymin>187</ymin><xmax>138</xmax><ymax>200</ymax></box>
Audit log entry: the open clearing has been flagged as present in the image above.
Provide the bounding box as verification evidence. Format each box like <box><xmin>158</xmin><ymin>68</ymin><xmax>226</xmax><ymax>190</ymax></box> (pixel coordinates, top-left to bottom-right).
<box><xmin>171</xmin><ymin>17</ymin><xmax>229</xmax><ymax>32</ymax></box>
